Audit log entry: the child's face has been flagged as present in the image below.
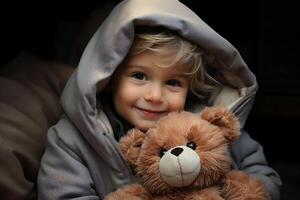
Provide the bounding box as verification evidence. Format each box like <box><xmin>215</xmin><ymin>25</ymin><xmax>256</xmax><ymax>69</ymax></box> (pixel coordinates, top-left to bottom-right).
<box><xmin>112</xmin><ymin>50</ymin><xmax>189</xmax><ymax>131</ymax></box>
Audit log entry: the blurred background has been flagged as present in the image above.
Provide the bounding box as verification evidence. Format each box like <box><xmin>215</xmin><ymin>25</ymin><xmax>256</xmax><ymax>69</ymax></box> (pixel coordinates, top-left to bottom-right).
<box><xmin>1</xmin><ymin>0</ymin><xmax>299</xmax><ymax>199</ymax></box>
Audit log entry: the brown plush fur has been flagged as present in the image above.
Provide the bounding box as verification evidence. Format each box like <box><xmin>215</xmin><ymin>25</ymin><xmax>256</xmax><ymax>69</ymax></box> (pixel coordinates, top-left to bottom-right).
<box><xmin>105</xmin><ymin>106</ymin><xmax>270</xmax><ymax>200</ymax></box>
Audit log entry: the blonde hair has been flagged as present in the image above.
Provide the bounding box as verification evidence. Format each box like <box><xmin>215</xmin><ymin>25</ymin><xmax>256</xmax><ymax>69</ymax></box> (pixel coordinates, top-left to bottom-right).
<box><xmin>129</xmin><ymin>27</ymin><xmax>213</xmax><ymax>100</ymax></box>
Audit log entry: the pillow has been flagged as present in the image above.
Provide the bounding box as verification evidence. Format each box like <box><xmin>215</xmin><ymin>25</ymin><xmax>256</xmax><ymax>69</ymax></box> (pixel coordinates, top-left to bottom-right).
<box><xmin>0</xmin><ymin>52</ymin><xmax>74</xmax><ymax>199</ymax></box>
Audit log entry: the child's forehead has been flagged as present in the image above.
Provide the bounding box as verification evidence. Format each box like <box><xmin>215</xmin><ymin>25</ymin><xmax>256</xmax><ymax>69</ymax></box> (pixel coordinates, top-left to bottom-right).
<box><xmin>125</xmin><ymin>50</ymin><xmax>189</xmax><ymax>73</ymax></box>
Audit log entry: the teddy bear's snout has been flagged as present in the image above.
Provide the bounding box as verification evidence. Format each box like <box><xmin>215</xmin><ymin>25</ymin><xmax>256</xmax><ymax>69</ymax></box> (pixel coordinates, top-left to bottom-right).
<box><xmin>171</xmin><ymin>147</ymin><xmax>183</xmax><ymax>156</ymax></box>
<box><xmin>159</xmin><ymin>145</ymin><xmax>201</xmax><ymax>187</ymax></box>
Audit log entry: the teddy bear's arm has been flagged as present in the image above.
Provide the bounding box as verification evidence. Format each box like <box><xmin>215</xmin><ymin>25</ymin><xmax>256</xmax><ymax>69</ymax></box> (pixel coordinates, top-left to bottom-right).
<box><xmin>151</xmin><ymin>187</ymin><xmax>224</xmax><ymax>200</ymax></box>
<box><xmin>104</xmin><ymin>183</ymin><xmax>151</xmax><ymax>200</ymax></box>
<box><xmin>221</xmin><ymin>170</ymin><xmax>271</xmax><ymax>200</ymax></box>
<box><xmin>183</xmin><ymin>187</ymin><xmax>225</xmax><ymax>200</ymax></box>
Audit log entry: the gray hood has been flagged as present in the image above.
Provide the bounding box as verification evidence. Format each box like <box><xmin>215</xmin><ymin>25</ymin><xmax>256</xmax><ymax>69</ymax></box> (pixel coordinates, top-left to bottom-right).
<box><xmin>60</xmin><ymin>0</ymin><xmax>258</xmax><ymax>171</ymax></box>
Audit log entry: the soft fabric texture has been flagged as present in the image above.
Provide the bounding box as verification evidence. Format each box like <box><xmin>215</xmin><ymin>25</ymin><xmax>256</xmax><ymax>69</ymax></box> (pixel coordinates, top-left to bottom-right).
<box><xmin>0</xmin><ymin>52</ymin><xmax>73</xmax><ymax>199</ymax></box>
<box><xmin>38</xmin><ymin>0</ymin><xmax>282</xmax><ymax>199</ymax></box>
<box><xmin>104</xmin><ymin>107</ymin><xmax>270</xmax><ymax>199</ymax></box>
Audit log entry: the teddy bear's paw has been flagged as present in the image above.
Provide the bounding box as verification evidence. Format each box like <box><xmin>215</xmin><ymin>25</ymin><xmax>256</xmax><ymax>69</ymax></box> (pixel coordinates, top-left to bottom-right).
<box><xmin>104</xmin><ymin>183</ymin><xmax>151</xmax><ymax>200</ymax></box>
<box><xmin>221</xmin><ymin>170</ymin><xmax>270</xmax><ymax>200</ymax></box>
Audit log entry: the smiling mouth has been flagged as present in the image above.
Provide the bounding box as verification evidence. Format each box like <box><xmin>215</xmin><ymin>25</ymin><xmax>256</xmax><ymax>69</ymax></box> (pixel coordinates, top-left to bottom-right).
<box><xmin>135</xmin><ymin>107</ymin><xmax>166</xmax><ymax>118</ymax></box>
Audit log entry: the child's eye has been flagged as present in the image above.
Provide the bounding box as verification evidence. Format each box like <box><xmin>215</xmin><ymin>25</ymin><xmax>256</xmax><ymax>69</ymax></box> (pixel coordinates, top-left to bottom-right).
<box><xmin>131</xmin><ymin>72</ymin><xmax>147</xmax><ymax>80</ymax></box>
<box><xmin>166</xmin><ymin>79</ymin><xmax>181</xmax><ymax>87</ymax></box>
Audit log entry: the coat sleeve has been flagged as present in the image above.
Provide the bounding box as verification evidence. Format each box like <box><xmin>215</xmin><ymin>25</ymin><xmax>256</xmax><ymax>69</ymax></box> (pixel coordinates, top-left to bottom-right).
<box><xmin>37</xmin><ymin>125</ymin><xmax>99</xmax><ymax>200</ymax></box>
<box><xmin>230</xmin><ymin>130</ymin><xmax>282</xmax><ymax>200</ymax></box>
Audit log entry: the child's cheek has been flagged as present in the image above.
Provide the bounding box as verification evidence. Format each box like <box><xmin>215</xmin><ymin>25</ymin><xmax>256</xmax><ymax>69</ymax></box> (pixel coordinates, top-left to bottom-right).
<box><xmin>167</xmin><ymin>92</ymin><xmax>187</xmax><ymax>112</ymax></box>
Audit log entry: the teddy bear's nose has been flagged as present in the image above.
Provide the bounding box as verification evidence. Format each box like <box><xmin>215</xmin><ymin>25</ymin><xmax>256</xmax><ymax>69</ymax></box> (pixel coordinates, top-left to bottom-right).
<box><xmin>171</xmin><ymin>147</ymin><xmax>183</xmax><ymax>156</ymax></box>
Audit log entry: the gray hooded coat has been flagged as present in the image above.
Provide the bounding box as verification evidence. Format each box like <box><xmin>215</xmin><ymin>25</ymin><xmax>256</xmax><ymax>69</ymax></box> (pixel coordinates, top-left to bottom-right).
<box><xmin>38</xmin><ymin>0</ymin><xmax>282</xmax><ymax>199</ymax></box>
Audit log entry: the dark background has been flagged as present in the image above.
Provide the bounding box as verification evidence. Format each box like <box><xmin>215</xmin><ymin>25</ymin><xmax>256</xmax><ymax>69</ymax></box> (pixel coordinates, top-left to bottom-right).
<box><xmin>1</xmin><ymin>1</ymin><xmax>299</xmax><ymax>199</ymax></box>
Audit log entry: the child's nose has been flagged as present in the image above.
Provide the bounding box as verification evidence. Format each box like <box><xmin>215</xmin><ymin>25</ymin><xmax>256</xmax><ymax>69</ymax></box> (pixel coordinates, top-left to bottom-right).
<box><xmin>144</xmin><ymin>84</ymin><xmax>164</xmax><ymax>103</ymax></box>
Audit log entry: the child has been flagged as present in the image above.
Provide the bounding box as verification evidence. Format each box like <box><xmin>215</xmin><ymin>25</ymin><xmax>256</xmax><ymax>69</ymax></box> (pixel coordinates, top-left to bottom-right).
<box><xmin>38</xmin><ymin>0</ymin><xmax>282</xmax><ymax>199</ymax></box>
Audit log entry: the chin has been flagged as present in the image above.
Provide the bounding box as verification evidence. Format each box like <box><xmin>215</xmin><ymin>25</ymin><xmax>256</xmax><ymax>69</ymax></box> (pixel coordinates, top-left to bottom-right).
<box><xmin>135</xmin><ymin>121</ymin><xmax>155</xmax><ymax>132</ymax></box>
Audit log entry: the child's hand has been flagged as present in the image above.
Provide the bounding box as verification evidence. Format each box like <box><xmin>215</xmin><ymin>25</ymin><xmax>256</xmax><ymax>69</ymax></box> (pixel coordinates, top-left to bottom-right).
<box><xmin>221</xmin><ymin>170</ymin><xmax>270</xmax><ymax>200</ymax></box>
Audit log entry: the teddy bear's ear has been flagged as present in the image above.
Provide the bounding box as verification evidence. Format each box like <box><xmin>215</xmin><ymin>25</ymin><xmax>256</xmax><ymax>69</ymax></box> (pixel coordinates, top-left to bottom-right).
<box><xmin>119</xmin><ymin>128</ymin><xmax>145</xmax><ymax>168</ymax></box>
<box><xmin>200</xmin><ymin>106</ymin><xmax>240</xmax><ymax>143</ymax></box>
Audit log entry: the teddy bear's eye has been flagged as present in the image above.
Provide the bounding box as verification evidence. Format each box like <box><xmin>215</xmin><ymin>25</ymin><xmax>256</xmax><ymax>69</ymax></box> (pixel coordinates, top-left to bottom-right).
<box><xmin>186</xmin><ymin>141</ymin><xmax>197</xmax><ymax>150</ymax></box>
<box><xmin>159</xmin><ymin>148</ymin><xmax>168</xmax><ymax>158</ymax></box>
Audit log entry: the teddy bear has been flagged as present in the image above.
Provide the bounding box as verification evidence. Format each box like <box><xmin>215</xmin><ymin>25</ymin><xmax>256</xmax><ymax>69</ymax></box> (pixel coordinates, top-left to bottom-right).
<box><xmin>104</xmin><ymin>106</ymin><xmax>270</xmax><ymax>200</ymax></box>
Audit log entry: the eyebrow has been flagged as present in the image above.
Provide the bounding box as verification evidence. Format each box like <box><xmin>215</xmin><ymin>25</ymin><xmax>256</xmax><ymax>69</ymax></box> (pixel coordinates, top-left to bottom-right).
<box><xmin>126</xmin><ymin>63</ymin><xmax>189</xmax><ymax>80</ymax></box>
<box><xmin>168</xmin><ymin>72</ymin><xmax>188</xmax><ymax>78</ymax></box>
<box><xmin>127</xmin><ymin>63</ymin><xmax>150</xmax><ymax>69</ymax></box>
